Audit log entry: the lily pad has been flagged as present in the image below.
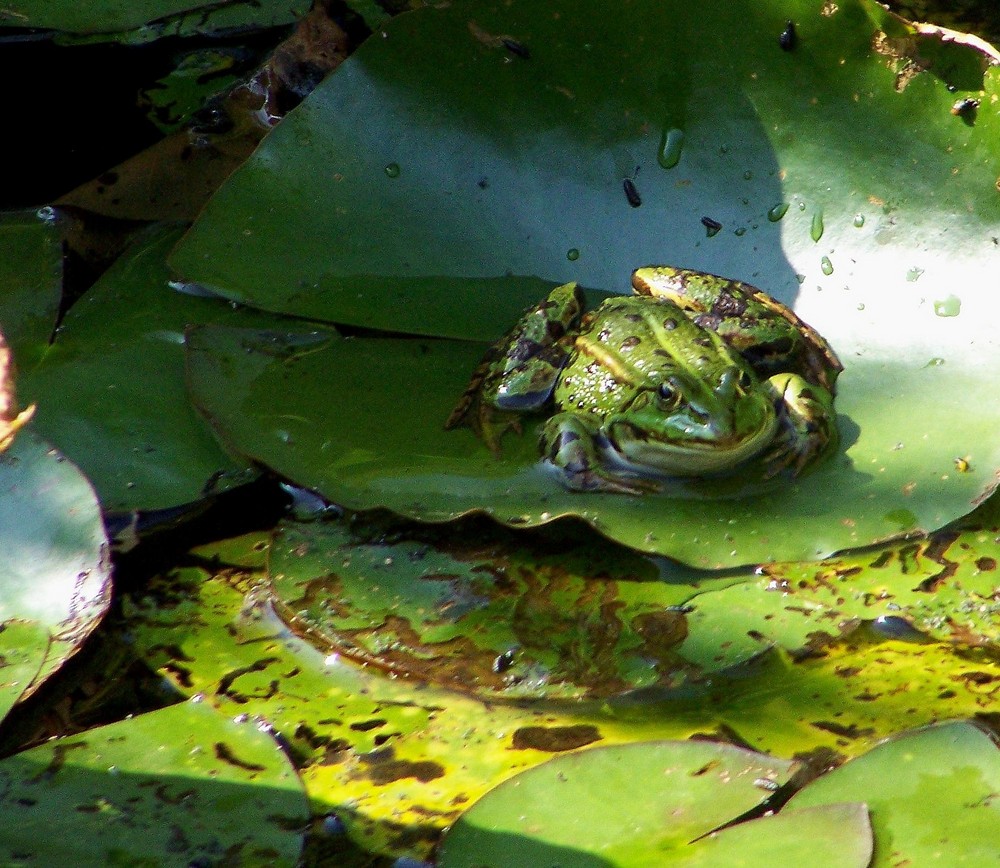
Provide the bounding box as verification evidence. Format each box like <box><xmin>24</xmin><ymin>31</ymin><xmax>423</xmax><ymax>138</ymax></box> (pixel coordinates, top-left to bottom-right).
<box><xmin>0</xmin><ymin>430</ymin><xmax>110</xmax><ymax>709</ymax></box>
<box><xmin>0</xmin><ymin>0</ymin><xmax>309</xmax><ymax>38</ymax></box>
<box><xmin>0</xmin><ymin>210</ymin><xmax>61</xmax><ymax>370</ymax></box>
<box><xmin>0</xmin><ymin>700</ymin><xmax>309</xmax><ymax>866</ymax></box>
<box><xmin>787</xmin><ymin>721</ymin><xmax>1000</xmax><ymax>866</ymax></box>
<box><xmin>174</xmin><ymin>0</ymin><xmax>1000</xmax><ymax>564</ymax></box>
<box><xmin>20</xmin><ymin>225</ymin><xmax>284</xmax><ymax>512</ymax></box>
<box><xmin>437</xmin><ymin>740</ymin><xmax>868</xmax><ymax>867</ymax></box>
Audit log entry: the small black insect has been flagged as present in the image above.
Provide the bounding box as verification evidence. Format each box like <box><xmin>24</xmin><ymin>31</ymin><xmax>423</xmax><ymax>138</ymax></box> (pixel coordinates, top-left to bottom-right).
<box><xmin>502</xmin><ymin>38</ymin><xmax>531</xmax><ymax>59</ymax></box>
<box><xmin>951</xmin><ymin>97</ymin><xmax>980</xmax><ymax>125</ymax></box>
<box><xmin>701</xmin><ymin>216</ymin><xmax>722</xmax><ymax>236</ymax></box>
<box><xmin>779</xmin><ymin>19</ymin><xmax>796</xmax><ymax>52</ymax></box>
<box><xmin>623</xmin><ymin>177</ymin><xmax>642</xmax><ymax>208</ymax></box>
<box><xmin>493</xmin><ymin>649</ymin><xmax>517</xmax><ymax>673</ymax></box>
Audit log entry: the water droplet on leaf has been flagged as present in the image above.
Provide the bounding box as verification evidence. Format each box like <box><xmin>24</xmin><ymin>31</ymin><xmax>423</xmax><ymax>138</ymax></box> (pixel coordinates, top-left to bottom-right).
<box><xmin>820</xmin><ymin>255</ymin><xmax>833</xmax><ymax>275</ymax></box>
<box><xmin>384</xmin><ymin>162</ymin><xmax>401</xmax><ymax>178</ymax></box>
<box><xmin>767</xmin><ymin>202</ymin><xmax>789</xmax><ymax>222</ymax></box>
<box><xmin>810</xmin><ymin>210</ymin><xmax>824</xmax><ymax>242</ymax></box>
<box><xmin>657</xmin><ymin>127</ymin><xmax>685</xmax><ymax>169</ymax></box>
<box><xmin>933</xmin><ymin>295</ymin><xmax>961</xmax><ymax>317</ymax></box>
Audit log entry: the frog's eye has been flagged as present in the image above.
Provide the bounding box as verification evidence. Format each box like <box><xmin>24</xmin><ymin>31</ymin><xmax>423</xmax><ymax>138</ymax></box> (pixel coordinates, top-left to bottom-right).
<box><xmin>737</xmin><ymin>370</ymin><xmax>754</xmax><ymax>390</ymax></box>
<box><xmin>657</xmin><ymin>381</ymin><xmax>677</xmax><ymax>403</ymax></box>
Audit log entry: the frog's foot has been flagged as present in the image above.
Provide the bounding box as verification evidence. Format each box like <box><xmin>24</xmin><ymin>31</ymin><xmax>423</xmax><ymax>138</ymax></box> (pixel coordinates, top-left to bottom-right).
<box><xmin>540</xmin><ymin>413</ymin><xmax>659</xmax><ymax>495</ymax></box>
<box><xmin>763</xmin><ymin>372</ymin><xmax>838</xmax><ymax>477</ymax></box>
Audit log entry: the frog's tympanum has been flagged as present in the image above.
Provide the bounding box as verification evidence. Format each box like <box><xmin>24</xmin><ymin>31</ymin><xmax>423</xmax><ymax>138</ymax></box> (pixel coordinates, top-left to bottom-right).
<box><xmin>446</xmin><ymin>266</ymin><xmax>842</xmax><ymax>494</ymax></box>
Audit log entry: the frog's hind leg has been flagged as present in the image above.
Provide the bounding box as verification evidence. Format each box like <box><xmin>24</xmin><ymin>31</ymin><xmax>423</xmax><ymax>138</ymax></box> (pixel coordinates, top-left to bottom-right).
<box><xmin>763</xmin><ymin>372</ymin><xmax>838</xmax><ymax>477</ymax></box>
<box><xmin>540</xmin><ymin>413</ymin><xmax>658</xmax><ymax>495</ymax></box>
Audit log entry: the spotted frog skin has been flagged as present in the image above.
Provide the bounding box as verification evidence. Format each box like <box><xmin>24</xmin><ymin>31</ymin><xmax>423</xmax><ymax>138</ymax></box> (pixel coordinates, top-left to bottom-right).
<box><xmin>446</xmin><ymin>266</ymin><xmax>841</xmax><ymax>494</ymax></box>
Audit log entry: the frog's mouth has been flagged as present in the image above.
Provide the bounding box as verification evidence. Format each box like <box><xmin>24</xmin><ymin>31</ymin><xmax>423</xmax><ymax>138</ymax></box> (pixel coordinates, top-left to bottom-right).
<box><xmin>606</xmin><ymin>413</ymin><xmax>778</xmax><ymax>477</ymax></box>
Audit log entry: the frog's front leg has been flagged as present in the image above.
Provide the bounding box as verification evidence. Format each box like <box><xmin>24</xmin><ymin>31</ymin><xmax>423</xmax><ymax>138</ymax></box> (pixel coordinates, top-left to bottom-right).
<box><xmin>540</xmin><ymin>412</ymin><xmax>658</xmax><ymax>494</ymax></box>
<box><xmin>763</xmin><ymin>373</ymin><xmax>838</xmax><ymax>477</ymax></box>
<box><xmin>446</xmin><ymin>281</ymin><xmax>585</xmax><ymax>456</ymax></box>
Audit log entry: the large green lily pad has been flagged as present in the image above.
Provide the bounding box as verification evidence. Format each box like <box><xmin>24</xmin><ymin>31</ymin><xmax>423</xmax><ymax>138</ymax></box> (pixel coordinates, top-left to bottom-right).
<box><xmin>0</xmin><ymin>430</ymin><xmax>110</xmax><ymax>710</ymax></box>
<box><xmin>174</xmin><ymin>0</ymin><xmax>1000</xmax><ymax>564</ymax></box>
<box><xmin>788</xmin><ymin>721</ymin><xmax>1000</xmax><ymax>866</ymax></box>
<box><xmin>0</xmin><ymin>700</ymin><xmax>309</xmax><ymax>866</ymax></box>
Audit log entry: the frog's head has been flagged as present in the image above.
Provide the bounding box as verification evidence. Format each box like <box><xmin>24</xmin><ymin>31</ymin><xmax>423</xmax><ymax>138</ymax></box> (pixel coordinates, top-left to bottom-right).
<box><xmin>605</xmin><ymin>365</ymin><xmax>777</xmax><ymax>476</ymax></box>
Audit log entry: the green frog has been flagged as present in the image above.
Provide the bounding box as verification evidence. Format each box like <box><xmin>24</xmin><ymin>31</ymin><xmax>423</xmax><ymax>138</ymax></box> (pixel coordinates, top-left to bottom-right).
<box><xmin>446</xmin><ymin>266</ymin><xmax>841</xmax><ymax>494</ymax></box>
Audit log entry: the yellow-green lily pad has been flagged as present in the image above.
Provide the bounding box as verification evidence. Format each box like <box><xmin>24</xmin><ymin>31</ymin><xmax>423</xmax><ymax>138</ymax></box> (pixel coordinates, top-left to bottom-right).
<box><xmin>174</xmin><ymin>0</ymin><xmax>1000</xmax><ymax>564</ymax></box>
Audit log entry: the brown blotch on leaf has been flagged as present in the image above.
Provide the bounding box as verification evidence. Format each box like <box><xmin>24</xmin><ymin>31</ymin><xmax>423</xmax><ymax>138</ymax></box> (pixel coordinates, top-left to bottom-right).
<box><xmin>358</xmin><ymin>747</ymin><xmax>445</xmax><ymax>785</ymax></box>
<box><xmin>511</xmin><ymin>724</ymin><xmax>601</xmax><ymax>752</ymax></box>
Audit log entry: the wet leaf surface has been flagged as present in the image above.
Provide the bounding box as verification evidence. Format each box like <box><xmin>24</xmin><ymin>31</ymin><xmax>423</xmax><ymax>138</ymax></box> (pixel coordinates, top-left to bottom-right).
<box><xmin>174</xmin><ymin>0</ymin><xmax>1000</xmax><ymax>563</ymax></box>
<box><xmin>0</xmin><ymin>430</ymin><xmax>110</xmax><ymax>709</ymax></box>
<box><xmin>0</xmin><ymin>700</ymin><xmax>309</xmax><ymax>866</ymax></box>
<box><xmin>788</xmin><ymin>721</ymin><xmax>1000</xmax><ymax>866</ymax></box>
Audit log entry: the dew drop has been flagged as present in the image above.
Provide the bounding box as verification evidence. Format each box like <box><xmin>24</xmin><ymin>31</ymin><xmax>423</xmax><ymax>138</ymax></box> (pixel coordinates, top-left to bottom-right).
<box><xmin>743</xmin><ymin>170</ymin><xmax>753</xmax><ymax>180</ymax></box>
<box><xmin>767</xmin><ymin>202</ymin><xmax>789</xmax><ymax>222</ymax></box>
<box><xmin>906</xmin><ymin>266</ymin><xmax>924</xmax><ymax>282</ymax></box>
<box><xmin>925</xmin><ymin>357</ymin><xmax>945</xmax><ymax>367</ymax></box>
<box><xmin>810</xmin><ymin>210</ymin><xmax>825</xmax><ymax>242</ymax></box>
<box><xmin>856</xmin><ymin>302</ymin><xmax>865</xmax><ymax>310</ymax></box>
<box><xmin>384</xmin><ymin>162</ymin><xmax>401</xmax><ymax>178</ymax></box>
<box><xmin>566</xmin><ymin>248</ymin><xmax>580</xmax><ymax>261</ymax></box>
<box><xmin>820</xmin><ymin>255</ymin><xmax>833</xmax><ymax>275</ymax></box>
<box><xmin>734</xmin><ymin>227</ymin><xmax>747</xmax><ymax>236</ymax></box>
<box><xmin>657</xmin><ymin>127</ymin><xmax>685</xmax><ymax>169</ymax></box>
<box><xmin>933</xmin><ymin>295</ymin><xmax>961</xmax><ymax>317</ymax></box>
<box><xmin>797</xmin><ymin>201</ymin><xmax>806</xmax><ymax>211</ymax></box>
<box><xmin>853</xmin><ymin>213</ymin><xmax>865</xmax><ymax>227</ymax></box>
